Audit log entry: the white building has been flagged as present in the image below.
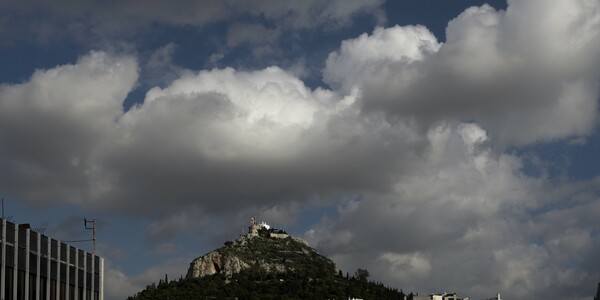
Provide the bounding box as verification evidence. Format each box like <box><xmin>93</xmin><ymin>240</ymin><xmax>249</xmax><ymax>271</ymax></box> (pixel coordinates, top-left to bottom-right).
<box><xmin>422</xmin><ymin>292</ymin><xmax>463</xmax><ymax>300</ymax></box>
<box><xmin>258</xmin><ymin>221</ymin><xmax>270</xmax><ymax>230</ymax></box>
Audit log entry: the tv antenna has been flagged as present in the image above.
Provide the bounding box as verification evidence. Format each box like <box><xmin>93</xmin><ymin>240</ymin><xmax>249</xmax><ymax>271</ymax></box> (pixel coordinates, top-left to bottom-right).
<box><xmin>32</xmin><ymin>227</ymin><xmax>46</xmax><ymax>234</ymax></box>
<box><xmin>84</xmin><ymin>218</ymin><xmax>97</xmax><ymax>255</ymax></box>
<box><xmin>67</xmin><ymin>218</ymin><xmax>98</xmax><ymax>255</ymax></box>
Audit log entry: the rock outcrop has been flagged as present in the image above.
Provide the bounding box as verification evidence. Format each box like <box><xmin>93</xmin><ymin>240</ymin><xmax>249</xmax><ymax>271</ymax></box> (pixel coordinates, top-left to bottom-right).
<box><xmin>186</xmin><ymin>233</ymin><xmax>335</xmax><ymax>279</ymax></box>
<box><xmin>132</xmin><ymin>219</ymin><xmax>407</xmax><ymax>300</ymax></box>
<box><xmin>187</xmin><ymin>250</ymin><xmax>250</xmax><ymax>278</ymax></box>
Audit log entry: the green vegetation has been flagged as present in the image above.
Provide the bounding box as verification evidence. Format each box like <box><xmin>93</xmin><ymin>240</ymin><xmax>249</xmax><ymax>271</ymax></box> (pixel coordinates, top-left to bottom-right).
<box><xmin>129</xmin><ymin>236</ymin><xmax>412</xmax><ymax>299</ymax></box>
<box><xmin>128</xmin><ymin>268</ymin><xmax>409</xmax><ymax>300</ymax></box>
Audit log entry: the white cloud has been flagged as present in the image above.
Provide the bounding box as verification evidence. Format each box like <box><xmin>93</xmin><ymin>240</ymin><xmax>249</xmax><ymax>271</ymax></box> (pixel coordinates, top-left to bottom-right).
<box><xmin>308</xmin><ymin>122</ymin><xmax>600</xmax><ymax>299</ymax></box>
<box><xmin>142</xmin><ymin>66</ymin><xmax>330</xmax><ymax>129</ymax></box>
<box><xmin>0</xmin><ymin>50</ymin><xmax>423</xmax><ymax>219</ymax></box>
<box><xmin>0</xmin><ymin>1</ymin><xmax>599</xmax><ymax>298</ymax></box>
<box><xmin>104</xmin><ymin>257</ymin><xmax>190</xmax><ymax>300</ymax></box>
<box><xmin>443</xmin><ymin>4</ymin><xmax>505</xmax><ymax>79</ymax></box>
<box><xmin>104</xmin><ymin>262</ymin><xmax>140</xmax><ymax>300</ymax></box>
<box><xmin>95</xmin><ymin>64</ymin><xmax>430</xmax><ymax>217</ymax></box>
<box><xmin>324</xmin><ymin>25</ymin><xmax>441</xmax><ymax>94</ymax></box>
<box><xmin>377</xmin><ymin>252</ymin><xmax>432</xmax><ymax>281</ymax></box>
<box><xmin>0</xmin><ymin>51</ymin><xmax>138</xmax><ymax>206</ymax></box>
<box><xmin>500</xmin><ymin>0</ymin><xmax>600</xmax><ymax>74</ymax></box>
<box><xmin>307</xmin><ymin>123</ymin><xmax>519</xmax><ymax>293</ymax></box>
<box><xmin>458</xmin><ymin>123</ymin><xmax>487</xmax><ymax>153</ymax></box>
<box><xmin>492</xmin><ymin>244</ymin><xmax>549</xmax><ymax>298</ymax></box>
<box><xmin>324</xmin><ymin>0</ymin><xmax>600</xmax><ymax>147</ymax></box>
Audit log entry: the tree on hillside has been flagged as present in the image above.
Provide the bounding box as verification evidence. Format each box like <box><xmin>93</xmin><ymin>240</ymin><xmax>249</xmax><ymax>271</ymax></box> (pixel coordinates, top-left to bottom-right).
<box><xmin>354</xmin><ymin>268</ymin><xmax>370</xmax><ymax>282</ymax></box>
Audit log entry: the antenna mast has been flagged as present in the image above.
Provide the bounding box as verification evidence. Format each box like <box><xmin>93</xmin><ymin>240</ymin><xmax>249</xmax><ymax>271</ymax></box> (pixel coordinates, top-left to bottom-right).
<box><xmin>84</xmin><ymin>218</ymin><xmax>97</xmax><ymax>255</ymax></box>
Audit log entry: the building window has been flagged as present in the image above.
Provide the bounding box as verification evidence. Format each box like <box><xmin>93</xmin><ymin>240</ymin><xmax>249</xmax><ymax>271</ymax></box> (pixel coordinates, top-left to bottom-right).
<box><xmin>30</xmin><ymin>231</ymin><xmax>38</xmax><ymax>252</ymax></box>
<box><xmin>5</xmin><ymin>267</ymin><xmax>14</xmax><ymax>300</ymax></box>
<box><xmin>28</xmin><ymin>273</ymin><xmax>37</xmax><ymax>300</ymax></box>
<box><xmin>50</xmin><ymin>279</ymin><xmax>57</xmax><ymax>300</ymax></box>
<box><xmin>17</xmin><ymin>269</ymin><xmax>26</xmax><ymax>300</ymax></box>
<box><xmin>51</xmin><ymin>240</ymin><xmax>58</xmax><ymax>259</ymax></box>
<box><xmin>29</xmin><ymin>253</ymin><xmax>37</xmax><ymax>273</ymax></box>
<box><xmin>40</xmin><ymin>276</ymin><xmax>48</xmax><ymax>299</ymax></box>
<box><xmin>60</xmin><ymin>281</ymin><xmax>66</xmax><ymax>300</ymax></box>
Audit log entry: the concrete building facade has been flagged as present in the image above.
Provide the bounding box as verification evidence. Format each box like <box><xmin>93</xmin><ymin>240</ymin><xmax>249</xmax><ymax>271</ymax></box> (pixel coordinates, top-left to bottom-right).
<box><xmin>0</xmin><ymin>219</ymin><xmax>103</xmax><ymax>300</ymax></box>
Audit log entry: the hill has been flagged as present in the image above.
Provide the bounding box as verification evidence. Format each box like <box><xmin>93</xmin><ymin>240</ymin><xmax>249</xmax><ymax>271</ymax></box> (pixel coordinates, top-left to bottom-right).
<box><xmin>186</xmin><ymin>231</ymin><xmax>333</xmax><ymax>279</ymax></box>
<box><xmin>128</xmin><ymin>220</ymin><xmax>411</xmax><ymax>299</ymax></box>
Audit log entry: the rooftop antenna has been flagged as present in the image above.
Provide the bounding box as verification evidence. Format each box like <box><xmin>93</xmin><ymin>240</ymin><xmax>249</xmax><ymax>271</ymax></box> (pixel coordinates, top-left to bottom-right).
<box><xmin>2</xmin><ymin>197</ymin><xmax>15</xmax><ymax>223</ymax></box>
<box><xmin>32</xmin><ymin>227</ymin><xmax>46</xmax><ymax>234</ymax></box>
<box><xmin>63</xmin><ymin>218</ymin><xmax>94</xmax><ymax>249</ymax></box>
<box><xmin>84</xmin><ymin>218</ymin><xmax>97</xmax><ymax>255</ymax></box>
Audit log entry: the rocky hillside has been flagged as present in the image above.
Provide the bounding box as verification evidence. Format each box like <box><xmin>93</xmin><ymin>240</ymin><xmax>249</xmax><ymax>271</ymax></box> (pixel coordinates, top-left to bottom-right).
<box><xmin>129</xmin><ymin>224</ymin><xmax>410</xmax><ymax>300</ymax></box>
<box><xmin>187</xmin><ymin>234</ymin><xmax>336</xmax><ymax>278</ymax></box>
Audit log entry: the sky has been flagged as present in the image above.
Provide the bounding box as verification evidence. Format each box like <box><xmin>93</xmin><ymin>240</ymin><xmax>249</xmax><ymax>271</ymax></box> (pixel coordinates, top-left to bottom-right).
<box><xmin>1</xmin><ymin>0</ymin><xmax>599</xmax><ymax>299</ymax></box>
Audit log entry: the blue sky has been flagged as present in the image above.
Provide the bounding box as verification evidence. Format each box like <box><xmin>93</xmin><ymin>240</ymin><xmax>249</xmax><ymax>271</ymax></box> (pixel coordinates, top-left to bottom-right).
<box><xmin>1</xmin><ymin>1</ymin><xmax>600</xmax><ymax>299</ymax></box>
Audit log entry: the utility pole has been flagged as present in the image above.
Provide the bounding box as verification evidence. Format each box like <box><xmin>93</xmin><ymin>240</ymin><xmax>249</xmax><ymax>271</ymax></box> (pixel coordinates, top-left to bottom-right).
<box><xmin>84</xmin><ymin>218</ymin><xmax>96</xmax><ymax>255</ymax></box>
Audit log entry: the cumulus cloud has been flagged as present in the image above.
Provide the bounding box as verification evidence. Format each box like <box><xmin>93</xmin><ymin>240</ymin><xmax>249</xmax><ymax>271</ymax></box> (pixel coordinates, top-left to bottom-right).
<box><xmin>324</xmin><ymin>1</ymin><xmax>600</xmax><ymax>147</ymax></box>
<box><xmin>0</xmin><ymin>50</ymin><xmax>423</xmax><ymax>218</ymax></box>
<box><xmin>0</xmin><ymin>51</ymin><xmax>138</xmax><ymax>206</ymax></box>
<box><xmin>0</xmin><ymin>1</ymin><xmax>599</xmax><ymax>299</ymax></box>
<box><xmin>377</xmin><ymin>252</ymin><xmax>432</xmax><ymax>281</ymax></box>
<box><xmin>306</xmin><ymin>123</ymin><xmax>600</xmax><ymax>299</ymax></box>
<box><xmin>104</xmin><ymin>263</ymin><xmax>140</xmax><ymax>300</ymax></box>
<box><xmin>93</xmin><ymin>65</ymin><xmax>431</xmax><ymax>217</ymax></box>
<box><xmin>324</xmin><ymin>25</ymin><xmax>441</xmax><ymax>94</ymax></box>
<box><xmin>307</xmin><ymin>123</ymin><xmax>534</xmax><ymax>253</ymax></box>
<box><xmin>104</xmin><ymin>257</ymin><xmax>190</xmax><ymax>300</ymax></box>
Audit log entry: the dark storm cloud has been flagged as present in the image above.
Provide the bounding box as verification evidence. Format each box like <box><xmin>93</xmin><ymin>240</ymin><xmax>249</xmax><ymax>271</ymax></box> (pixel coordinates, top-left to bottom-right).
<box><xmin>0</xmin><ymin>56</ymin><xmax>423</xmax><ymax>217</ymax></box>
<box><xmin>0</xmin><ymin>0</ymin><xmax>384</xmax><ymax>45</ymax></box>
<box><xmin>307</xmin><ymin>124</ymin><xmax>600</xmax><ymax>299</ymax></box>
<box><xmin>98</xmin><ymin>67</ymin><xmax>427</xmax><ymax>217</ymax></box>
<box><xmin>45</xmin><ymin>216</ymin><xmax>109</xmax><ymax>242</ymax></box>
